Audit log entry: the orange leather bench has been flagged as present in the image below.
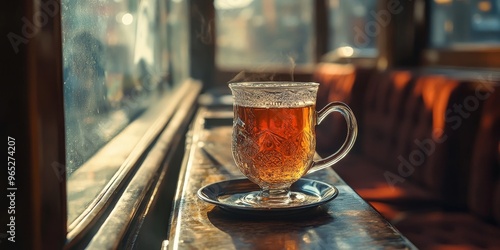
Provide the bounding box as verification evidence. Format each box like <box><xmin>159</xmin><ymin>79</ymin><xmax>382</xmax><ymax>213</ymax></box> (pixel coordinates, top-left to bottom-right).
<box><xmin>314</xmin><ymin>63</ymin><xmax>500</xmax><ymax>249</ymax></box>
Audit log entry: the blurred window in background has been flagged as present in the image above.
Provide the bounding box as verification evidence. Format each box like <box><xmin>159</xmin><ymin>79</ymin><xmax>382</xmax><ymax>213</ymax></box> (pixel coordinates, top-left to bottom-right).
<box><xmin>61</xmin><ymin>0</ymin><xmax>189</xmax><ymax>226</ymax></box>
<box><xmin>214</xmin><ymin>0</ymin><xmax>314</xmax><ymax>70</ymax></box>
<box><xmin>327</xmin><ymin>0</ymin><xmax>378</xmax><ymax>58</ymax></box>
<box><xmin>431</xmin><ymin>0</ymin><xmax>500</xmax><ymax>48</ymax></box>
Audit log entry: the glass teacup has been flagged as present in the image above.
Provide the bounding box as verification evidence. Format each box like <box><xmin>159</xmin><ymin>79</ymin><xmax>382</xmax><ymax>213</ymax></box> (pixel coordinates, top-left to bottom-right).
<box><xmin>229</xmin><ymin>82</ymin><xmax>357</xmax><ymax>207</ymax></box>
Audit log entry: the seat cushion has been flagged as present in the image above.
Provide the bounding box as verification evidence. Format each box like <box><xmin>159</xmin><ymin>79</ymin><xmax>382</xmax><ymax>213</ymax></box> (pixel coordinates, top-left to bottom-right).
<box><xmin>333</xmin><ymin>155</ymin><xmax>441</xmax><ymax>220</ymax></box>
<box><xmin>394</xmin><ymin>211</ymin><xmax>500</xmax><ymax>250</ymax></box>
<box><xmin>362</xmin><ymin>72</ymin><xmax>484</xmax><ymax>208</ymax></box>
<box><xmin>314</xmin><ymin>63</ymin><xmax>374</xmax><ymax>155</ymax></box>
<box><xmin>468</xmin><ymin>85</ymin><xmax>500</xmax><ymax>224</ymax></box>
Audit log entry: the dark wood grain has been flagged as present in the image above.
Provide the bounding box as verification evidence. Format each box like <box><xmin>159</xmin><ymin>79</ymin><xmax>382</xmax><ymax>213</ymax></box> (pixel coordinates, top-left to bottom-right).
<box><xmin>167</xmin><ymin>106</ymin><xmax>417</xmax><ymax>250</ymax></box>
<box><xmin>3</xmin><ymin>1</ymin><xmax>66</xmax><ymax>249</ymax></box>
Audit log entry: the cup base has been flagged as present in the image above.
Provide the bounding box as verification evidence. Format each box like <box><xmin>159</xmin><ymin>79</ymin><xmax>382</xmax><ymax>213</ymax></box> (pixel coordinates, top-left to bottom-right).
<box><xmin>239</xmin><ymin>190</ymin><xmax>307</xmax><ymax>208</ymax></box>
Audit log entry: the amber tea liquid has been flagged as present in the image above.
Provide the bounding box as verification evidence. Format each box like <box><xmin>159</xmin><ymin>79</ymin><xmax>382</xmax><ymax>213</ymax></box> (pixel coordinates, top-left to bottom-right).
<box><xmin>232</xmin><ymin>105</ymin><xmax>316</xmax><ymax>189</ymax></box>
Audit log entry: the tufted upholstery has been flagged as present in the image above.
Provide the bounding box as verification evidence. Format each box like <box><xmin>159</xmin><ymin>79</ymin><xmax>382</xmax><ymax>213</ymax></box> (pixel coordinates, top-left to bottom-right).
<box><xmin>389</xmin><ymin>75</ymin><xmax>483</xmax><ymax>207</ymax></box>
<box><xmin>362</xmin><ymin>70</ymin><xmax>417</xmax><ymax>174</ymax></box>
<box><xmin>468</xmin><ymin>87</ymin><xmax>500</xmax><ymax>224</ymax></box>
<box><xmin>395</xmin><ymin>211</ymin><xmax>500</xmax><ymax>250</ymax></box>
<box><xmin>313</xmin><ymin>63</ymin><xmax>500</xmax><ymax>249</ymax></box>
<box><xmin>314</xmin><ymin>63</ymin><xmax>374</xmax><ymax>155</ymax></box>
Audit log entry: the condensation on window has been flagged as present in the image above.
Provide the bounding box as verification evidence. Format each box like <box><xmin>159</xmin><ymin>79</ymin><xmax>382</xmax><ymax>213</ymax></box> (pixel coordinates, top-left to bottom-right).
<box><xmin>61</xmin><ymin>0</ymin><xmax>182</xmax><ymax>225</ymax></box>
<box><xmin>61</xmin><ymin>0</ymin><xmax>167</xmax><ymax>174</ymax></box>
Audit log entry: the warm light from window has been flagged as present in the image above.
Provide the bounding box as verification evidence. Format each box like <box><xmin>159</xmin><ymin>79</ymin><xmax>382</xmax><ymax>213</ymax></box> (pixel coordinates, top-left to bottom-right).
<box><xmin>214</xmin><ymin>0</ymin><xmax>254</xmax><ymax>9</ymax></box>
<box><xmin>338</xmin><ymin>46</ymin><xmax>354</xmax><ymax>57</ymax></box>
<box><xmin>434</xmin><ymin>0</ymin><xmax>452</xmax><ymax>5</ymax></box>
<box><xmin>122</xmin><ymin>13</ymin><xmax>134</xmax><ymax>25</ymax></box>
<box><xmin>478</xmin><ymin>1</ymin><xmax>492</xmax><ymax>12</ymax></box>
<box><xmin>444</xmin><ymin>20</ymin><xmax>453</xmax><ymax>33</ymax></box>
<box><xmin>329</xmin><ymin>0</ymin><xmax>339</xmax><ymax>9</ymax></box>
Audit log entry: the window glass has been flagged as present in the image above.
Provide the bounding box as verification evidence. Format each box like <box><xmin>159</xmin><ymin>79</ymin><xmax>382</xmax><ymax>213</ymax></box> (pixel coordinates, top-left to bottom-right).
<box><xmin>431</xmin><ymin>0</ymin><xmax>500</xmax><ymax>48</ymax></box>
<box><xmin>327</xmin><ymin>0</ymin><xmax>378</xmax><ymax>57</ymax></box>
<box><xmin>61</xmin><ymin>0</ymin><xmax>177</xmax><ymax>224</ymax></box>
<box><xmin>169</xmin><ymin>0</ymin><xmax>190</xmax><ymax>83</ymax></box>
<box><xmin>215</xmin><ymin>0</ymin><xmax>314</xmax><ymax>69</ymax></box>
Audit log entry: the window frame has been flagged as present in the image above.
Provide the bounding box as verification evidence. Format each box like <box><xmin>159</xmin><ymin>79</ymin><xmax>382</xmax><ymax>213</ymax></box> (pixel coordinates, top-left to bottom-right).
<box><xmin>65</xmin><ymin>81</ymin><xmax>201</xmax><ymax>248</ymax></box>
<box><xmin>4</xmin><ymin>1</ymin><xmax>66</xmax><ymax>249</ymax></box>
<box><xmin>423</xmin><ymin>48</ymin><xmax>500</xmax><ymax>69</ymax></box>
<box><xmin>62</xmin><ymin>0</ymin><xmax>199</xmax><ymax>247</ymax></box>
<box><xmin>3</xmin><ymin>0</ymin><xmax>199</xmax><ymax>249</ymax></box>
<box><xmin>77</xmin><ymin>80</ymin><xmax>201</xmax><ymax>249</ymax></box>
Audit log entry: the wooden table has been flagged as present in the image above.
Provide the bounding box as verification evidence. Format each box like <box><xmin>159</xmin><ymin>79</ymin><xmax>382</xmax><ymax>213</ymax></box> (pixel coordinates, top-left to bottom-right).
<box><xmin>166</xmin><ymin>105</ymin><xmax>417</xmax><ymax>250</ymax></box>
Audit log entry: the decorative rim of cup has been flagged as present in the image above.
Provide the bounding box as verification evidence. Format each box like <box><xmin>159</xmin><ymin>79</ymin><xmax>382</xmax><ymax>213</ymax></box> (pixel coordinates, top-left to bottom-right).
<box><xmin>229</xmin><ymin>82</ymin><xmax>319</xmax><ymax>89</ymax></box>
